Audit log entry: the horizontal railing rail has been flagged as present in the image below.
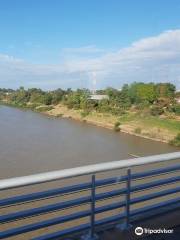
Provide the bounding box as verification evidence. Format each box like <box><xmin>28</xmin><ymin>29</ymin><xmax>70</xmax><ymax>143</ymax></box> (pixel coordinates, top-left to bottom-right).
<box><xmin>0</xmin><ymin>152</ymin><xmax>180</xmax><ymax>190</ymax></box>
<box><xmin>0</xmin><ymin>152</ymin><xmax>180</xmax><ymax>239</ymax></box>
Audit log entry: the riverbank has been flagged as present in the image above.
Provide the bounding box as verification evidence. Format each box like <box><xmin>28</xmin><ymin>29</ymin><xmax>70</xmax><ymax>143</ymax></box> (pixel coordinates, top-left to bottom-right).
<box><xmin>46</xmin><ymin>103</ymin><xmax>180</xmax><ymax>144</ymax></box>
<box><xmin>1</xmin><ymin>101</ymin><xmax>179</xmax><ymax>144</ymax></box>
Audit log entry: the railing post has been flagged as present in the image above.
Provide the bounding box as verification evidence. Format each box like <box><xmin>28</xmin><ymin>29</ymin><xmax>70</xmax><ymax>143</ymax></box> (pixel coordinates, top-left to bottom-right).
<box><xmin>125</xmin><ymin>168</ymin><xmax>131</xmax><ymax>229</ymax></box>
<box><xmin>116</xmin><ymin>168</ymin><xmax>132</xmax><ymax>231</ymax></box>
<box><xmin>81</xmin><ymin>174</ymin><xmax>98</xmax><ymax>240</ymax></box>
<box><xmin>90</xmin><ymin>174</ymin><xmax>96</xmax><ymax>238</ymax></box>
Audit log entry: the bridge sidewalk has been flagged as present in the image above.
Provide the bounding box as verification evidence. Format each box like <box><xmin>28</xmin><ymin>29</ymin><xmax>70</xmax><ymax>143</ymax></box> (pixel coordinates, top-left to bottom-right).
<box><xmin>100</xmin><ymin>209</ymin><xmax>180</xmax><ymax>240</ymax></box>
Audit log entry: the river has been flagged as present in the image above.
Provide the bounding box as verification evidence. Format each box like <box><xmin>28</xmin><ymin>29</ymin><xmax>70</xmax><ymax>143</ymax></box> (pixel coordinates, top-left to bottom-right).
<box><xmin>0</xmin><ymin>105</ymin><xmax>178</xmax><ymax>179</ymax></box>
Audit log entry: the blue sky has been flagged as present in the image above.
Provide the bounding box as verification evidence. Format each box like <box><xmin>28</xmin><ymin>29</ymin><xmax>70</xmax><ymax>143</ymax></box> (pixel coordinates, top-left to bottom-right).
<box><xmin>0</xmin><ymin>0</ymin><xmax>180</xmax><ymax>89</ymax></box>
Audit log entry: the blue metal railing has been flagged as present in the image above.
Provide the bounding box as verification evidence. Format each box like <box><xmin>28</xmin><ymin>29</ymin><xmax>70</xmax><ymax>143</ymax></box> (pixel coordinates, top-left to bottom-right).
<box><xmin>0</xmin><ymin>152</ymin><xmax>180</xmax><ymax>239</ymax></box>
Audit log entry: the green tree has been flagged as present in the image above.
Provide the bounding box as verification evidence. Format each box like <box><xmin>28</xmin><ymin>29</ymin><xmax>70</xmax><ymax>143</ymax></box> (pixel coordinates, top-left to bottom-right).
<box><xmin>128</xmin><ymin>82</ymin><xmax>156</xmax><ymax>104</ymax></box>
<box><xmin>156</xmin><ymin>83</ymin><xmax>176</xmax><ymax>98</ymax></box>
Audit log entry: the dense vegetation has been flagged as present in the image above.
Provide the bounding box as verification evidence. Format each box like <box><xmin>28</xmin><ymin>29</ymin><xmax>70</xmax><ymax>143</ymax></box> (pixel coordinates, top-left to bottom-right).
<box><xmin>1</xmin><ymin>82</ymin><xmax>179</xmax><ymax>115</ymax></box>
<box><xmin>0</xmin><ymin>82</ymin><xmax>180</xmax><ymax>145</ymax></box>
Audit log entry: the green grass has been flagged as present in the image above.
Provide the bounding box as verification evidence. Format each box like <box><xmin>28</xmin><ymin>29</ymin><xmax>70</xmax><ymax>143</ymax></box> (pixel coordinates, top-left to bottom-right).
<box><xmin>119</xmin><ymin>112</ymin><xmax>180</xmax><ymax>133</ymax></box>
<box><xmin>140</xmin><ymin>117</ymin><xmax>180</xmax><ymax>132</ymax></box>
<box><xmin>118</xmin><ymin>112</ymin><xmax>137</xmax><ymax>122</ymax></box>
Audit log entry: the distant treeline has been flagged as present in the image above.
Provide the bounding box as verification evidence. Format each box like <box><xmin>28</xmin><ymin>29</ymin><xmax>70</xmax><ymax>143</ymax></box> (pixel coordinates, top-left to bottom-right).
<box><xmin>0</xmin><ymin>82</ymin><xmax>180</xmax><ymax>116</ymax></box>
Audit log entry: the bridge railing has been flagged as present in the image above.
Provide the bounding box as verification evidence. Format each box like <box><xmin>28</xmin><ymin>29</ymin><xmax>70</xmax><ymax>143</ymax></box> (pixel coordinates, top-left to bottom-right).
<box><xmin>0</xmin><ymin>152</ymin><xmax>180</xmax><ymax>240</ymax></box>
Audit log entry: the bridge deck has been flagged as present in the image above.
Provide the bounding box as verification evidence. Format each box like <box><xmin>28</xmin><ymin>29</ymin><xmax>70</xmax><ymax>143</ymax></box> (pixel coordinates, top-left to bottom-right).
<box><xmin>0</xmin><ymin>152</ymin><xmax>179</xmax><ymax>240</ymax></box>
<box><xmin>100</xmin><ymin>208</ymin><xmax>180</xmax><ymax>240</ymax></box>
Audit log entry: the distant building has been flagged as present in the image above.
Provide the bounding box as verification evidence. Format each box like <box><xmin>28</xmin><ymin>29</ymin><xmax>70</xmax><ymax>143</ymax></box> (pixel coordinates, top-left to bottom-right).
<box><xmin>89</xmin><ymin>94</ymin><xmax>109</xmax><ymax>101</ymax></box>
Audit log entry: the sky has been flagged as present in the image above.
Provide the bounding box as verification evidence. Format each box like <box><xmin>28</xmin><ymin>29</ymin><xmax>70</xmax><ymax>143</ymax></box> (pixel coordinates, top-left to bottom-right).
<box><xmin>0</xmin><ymin>0</ymin><xmax>180</xmax><ymax>90</ymax></box>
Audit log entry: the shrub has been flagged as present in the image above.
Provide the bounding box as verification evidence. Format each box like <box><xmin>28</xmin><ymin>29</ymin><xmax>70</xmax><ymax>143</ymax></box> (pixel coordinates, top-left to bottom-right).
<box><xmin>111</xmin><ymin>107</ymin><xmax>126</xmax><ymax>116</ymax></box>
<box><xmin>150</xmin><ymin>106</ymin><xmax>164</xmax><ymax>116</ymax></box>
<box><xmin>174</xmin><ymin>104</ymin><xmax>180</xmax><ymax>115</ymax></box>
<box><xmin>81</xmin><ymin>111</ymin><xmax>89</xmax><ymax>118</ymax></box>
<box><xmin>113</xmin><ymin>121</ymin><xmax>121</xmax><ymax>132</ymax></box>
<box><xmin>56</xmin><ymin>113</ymin><xmax>63</xmax><ymax>117</ymax></box>
<box><xmin>169</xmin><ymin>133</ymin><xmax>180</xmax><ymax>147</ymax></box>
<box><xmin>135</xmin><ymin>101</ymin><xmax>150</xmax><ymax>110</ymax></box>
<box><xmin>169</xmin><ymin>104</ymin><xmax>180</xmax><ymax>115</ymax></box>
<box><xmin>134</xmin><ymin>127</ymin><xmax>142</xmax><ymax>134</ymax></box>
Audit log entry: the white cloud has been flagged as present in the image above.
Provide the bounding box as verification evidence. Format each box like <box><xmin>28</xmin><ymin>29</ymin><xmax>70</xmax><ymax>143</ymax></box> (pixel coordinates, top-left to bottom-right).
<box><xmin>0</xmin><ymin>29</ymin><xmax>180</xmax><ymax>89</ymax></box>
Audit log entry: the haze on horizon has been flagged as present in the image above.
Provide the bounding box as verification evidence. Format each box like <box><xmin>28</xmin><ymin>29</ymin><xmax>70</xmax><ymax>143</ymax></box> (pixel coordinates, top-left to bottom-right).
<box><xmin>0</xmin><ymin>0</ymin><xmax>180</xmax><ymax>90</ymax></box>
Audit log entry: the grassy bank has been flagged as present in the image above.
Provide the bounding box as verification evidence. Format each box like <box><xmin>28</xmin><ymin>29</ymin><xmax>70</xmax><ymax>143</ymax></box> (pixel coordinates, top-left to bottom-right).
<box><xmin>47</xmin><ymin>103</ymin><xmax>180</xmax><ymax>144</ymax></box>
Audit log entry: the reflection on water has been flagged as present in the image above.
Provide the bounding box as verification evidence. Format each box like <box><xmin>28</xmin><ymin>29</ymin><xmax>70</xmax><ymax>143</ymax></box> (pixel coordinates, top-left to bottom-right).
<box><xmin>0</xmin><ymin>105</ymin><xmax>178</xmax><ymax>179</ymax></box>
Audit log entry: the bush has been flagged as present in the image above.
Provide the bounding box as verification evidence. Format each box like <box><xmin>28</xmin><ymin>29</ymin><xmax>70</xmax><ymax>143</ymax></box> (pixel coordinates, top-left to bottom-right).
<box><xmin>56</xmin><ymin>113</ymin><xmax>63</xmax><ymax>117</ymax></box>
<box><xmin>113</xmin><ymin>121</ymin><xmax>121</xmax><ymax>132</ymax></box>
<box><xmin>174</xmin><ymin>105</ymin><xmax>180</xmax><ymax>115</ymax></box>
<box><xmin>134</xmin><ymin>127</ymin><xmax>142</xmax><ymax>134</ymax></box>
<box><xmin>81</xmin><ymin>111</ymin><xmax>89</xmax><ymax>118</ymax></box>
<box><xmin>169</xmin><ymin>133</ymin><xmax>180</xmax><ymax>147</ymax></box>
<box><xmin>111</xmin><ymin>107</ymin><xmax>126</xmax><ymax>116</ymax></box>
<box><xmin>169</xmin><ymin>104</ymin><xmax>180</xmax><ymax>115</ymax></box>
<box><xmin>150</xmin><ymin>106</ymin><xmax>164</xmax><ymax>116</ymax></box>
<box><xmin>135</xmin><ymin>101</ymin><xmax>150</xmax><ymax>110</ymax></box>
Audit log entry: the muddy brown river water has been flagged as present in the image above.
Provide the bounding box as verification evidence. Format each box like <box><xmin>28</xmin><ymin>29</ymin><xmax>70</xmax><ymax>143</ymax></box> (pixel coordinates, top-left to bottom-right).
<box><xmin>0</xmin><ymin>105</ymin><xmax>178</xmax><ymax>179</ymax></box>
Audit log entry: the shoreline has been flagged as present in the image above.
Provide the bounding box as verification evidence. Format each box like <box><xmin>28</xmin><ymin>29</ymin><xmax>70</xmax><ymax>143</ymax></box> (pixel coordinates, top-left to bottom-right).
<box><xmin>55</xmin><ymin>113</ymin><xmax>169</xmax><ymax>143</ymax></box>
<box><xmin>46</xmin><ymin>104</ymin><xmax>176</xmax><ymax>144</ymax></box>
<box><xmin>1</xmin><ymin>102</ymin><xmax>179</xmax><ymax>145</ymax></box>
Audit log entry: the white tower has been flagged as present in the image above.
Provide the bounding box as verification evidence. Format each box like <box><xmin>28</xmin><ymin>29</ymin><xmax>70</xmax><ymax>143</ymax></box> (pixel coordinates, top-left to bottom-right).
<box><xmin>92</xmin><ymin>72</ymin><xmax>97</xmax><ymax>94</ymax></box>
